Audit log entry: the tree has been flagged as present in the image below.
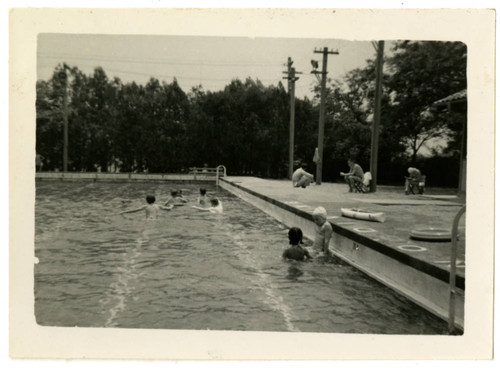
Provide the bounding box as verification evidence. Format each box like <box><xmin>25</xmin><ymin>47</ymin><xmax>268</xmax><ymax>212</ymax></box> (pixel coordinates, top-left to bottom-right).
<box><xmin>36</xmin><ymin>65</ymin><xmax>315</xmax><ymax>177</ymax></box>
<box><xmin>36</xmin><ymin>79</ymin><xmax>62</xmax><ymax>171</ymax></box>
<box><xmin>385</xmin><ymin>41</ymin><xmax>467</xmax><ymax>163</ymax></box>
<box><xmin>312</xmin><ymin>62</ymin><xmax>378</xmax><ymax>182</ymax></box>
<box><xmin>36</xmin><ymin>64</ymin><xmax>73</xmax><ymax>171</ymax></box>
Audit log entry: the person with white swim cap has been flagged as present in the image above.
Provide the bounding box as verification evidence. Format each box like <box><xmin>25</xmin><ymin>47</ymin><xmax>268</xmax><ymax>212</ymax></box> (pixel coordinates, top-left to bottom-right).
<box><xmin>312</xmin><ymin>206</ymin><xmax>333</xmax><ymax>256</ymax></box>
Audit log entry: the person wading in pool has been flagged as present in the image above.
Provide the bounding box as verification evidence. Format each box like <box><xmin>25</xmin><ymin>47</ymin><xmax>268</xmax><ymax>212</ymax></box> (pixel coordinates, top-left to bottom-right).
<box><xmin>164</xmin><ymin>190</ymin><xmax>188</xmax><ymax>206</ymax></box>
<box><xmin>192</xmin><ymin>198</ymin><xmax>223</xmax><ymax>214</ymax></box>
<box><xmin>312</xmin><ymin>206</ymin><xmax>333</xmax><ymax>256</ymax></box>
<box><xmin>282</xmin><ymin>227</ymin><xmax>312</xmax><ymax>261</ymax></box>
<box><xmin>119</xmin><ymin>195</ymin><xmax>173</xmax><ymax>219</ymax></box>
<box><xmin>197</xmin><ymin>188</ymin><xmax>209</xmax><ymax>207</ymax></box>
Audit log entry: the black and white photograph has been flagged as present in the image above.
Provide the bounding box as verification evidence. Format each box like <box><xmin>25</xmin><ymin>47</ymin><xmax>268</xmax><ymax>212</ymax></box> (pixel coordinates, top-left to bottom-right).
<box><xmin>8</xmin><ymin>6</ymin><xmax>495</xmax><ymax>362</ymax></box>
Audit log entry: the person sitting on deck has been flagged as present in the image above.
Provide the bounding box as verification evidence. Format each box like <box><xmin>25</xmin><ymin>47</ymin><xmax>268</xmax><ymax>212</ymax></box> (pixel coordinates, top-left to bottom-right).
<box><xmin>192</xmin><ymin>198</ymin><xmax>223</xmax><ymax>214</ymax></box>
<box><xmin>405</xmin><ymin>167</ymin><xmax>423</xmax><ymax>195</ymax></box>
<box><xmin>312</xmin><ymin>206</ymin><xmax>333</xmax><ymax>256</ymax></box>
<box><xmin>119</xmin><ymin>195</ymin><xmax>173</xmax><ymax>219</ymax></box>
<box><xmin>340</xmin><ymin>158</ymin><xmax>364</xmax><ymax>193</ymax></box>
<box><xmin>164</xmin><ymin>190</ymin><xmax>188</xmax><ymax>206</ymax></box>
<box><xmin>282</xmin><ymin>227</ymin><xmax>313</xmax><ymax>261</ymax></box>
<box><xmin>292</xmin><ymin>164</ymin><xmax>314</xmax><ymax>188</ymax></box>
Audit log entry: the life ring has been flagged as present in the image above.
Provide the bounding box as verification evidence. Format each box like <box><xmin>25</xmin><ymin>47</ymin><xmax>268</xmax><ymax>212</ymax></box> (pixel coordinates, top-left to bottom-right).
<box><xmin>409</xmin><ymin>227</ymin><xmax>453</xmax><ymax>241</ymax></box>
<box><xmin>341</xmin><ymin>208</ymin><xmax>386</xmax><ymax>223</ymax></box>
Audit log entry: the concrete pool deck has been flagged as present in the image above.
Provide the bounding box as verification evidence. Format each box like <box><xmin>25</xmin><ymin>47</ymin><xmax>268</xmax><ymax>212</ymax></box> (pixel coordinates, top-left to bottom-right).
<box><xmin>219</xmin><ymin>176</ymin><xmax>466</xmax><ymax>330</ymax></box>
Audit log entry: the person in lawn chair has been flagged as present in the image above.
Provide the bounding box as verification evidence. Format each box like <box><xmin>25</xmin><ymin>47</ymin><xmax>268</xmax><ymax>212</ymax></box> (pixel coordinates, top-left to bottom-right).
<box><xmin>405</xmin><ymin>167</ymin><xmax>425</xmax><ymax>195</ymax></box>
<box><xmin>340</xmin><ymin>158</ymin><xmax>365</xmax><ymax>193</ymax></box>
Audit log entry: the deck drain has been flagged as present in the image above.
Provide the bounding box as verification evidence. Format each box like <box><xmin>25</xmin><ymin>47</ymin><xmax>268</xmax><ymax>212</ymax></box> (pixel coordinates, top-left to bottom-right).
<box><xmin>353</xmin><ymin>227</ymin><xmax>377</xmax><ymax>233</ymax></box>
<box><xmin>397</xmin><ymin>244</ymin><xmax>427</xmax><ymax>252</ymax></box>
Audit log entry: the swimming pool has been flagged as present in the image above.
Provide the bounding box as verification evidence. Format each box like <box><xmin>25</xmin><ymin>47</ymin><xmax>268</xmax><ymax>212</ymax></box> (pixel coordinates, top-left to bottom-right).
<box><xmin>34</xmin><ymin>181</ymin><xmax>448</xmax><ymax>334</ymax></box>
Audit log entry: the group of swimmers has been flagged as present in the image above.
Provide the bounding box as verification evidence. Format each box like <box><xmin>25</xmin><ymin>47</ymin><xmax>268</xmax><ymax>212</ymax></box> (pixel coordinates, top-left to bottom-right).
<box><xmin>282</xmin><ymin>206</ymin><xmax>333</xmax><ymax>262</ymax></box>
<box><xmin>118</xmin><ymin>188</ymin><xmax>223</xmax><ymax>219</ymax></box>
<box><xmin>118</xmin><ymin>186</ymin><xmax>330</xmax><ymax>262</ymax></box>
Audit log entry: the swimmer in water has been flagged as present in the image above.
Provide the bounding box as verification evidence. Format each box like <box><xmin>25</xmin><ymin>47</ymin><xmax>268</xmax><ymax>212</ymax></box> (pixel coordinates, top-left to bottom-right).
<box><xmin>192</xmin><ymin>198</ymin><xmax>223</xmax><ymax>214</ymax></box>
<box><xmin>164</xmin><ymin>190</ymin><xmax>188</xmax><ymax>206</ymax></box>
<box><xmin>282</xmin><ymin>227</ymin><xmax>312</xmax><ymax>261</ymax></box>
<box><xmin>119</xmin><ymin>195</ymin><xmax>173</xmax><ymax>219</ymax></box>
<box><xmin>312</xmin><ymin>206</ymin><xmax>333</xmax><ymax>256</ymax></box>
<box><xmin>197</xmin><ymin>188</ymin><xmax>209</xmax><ymax>206</ymax></box>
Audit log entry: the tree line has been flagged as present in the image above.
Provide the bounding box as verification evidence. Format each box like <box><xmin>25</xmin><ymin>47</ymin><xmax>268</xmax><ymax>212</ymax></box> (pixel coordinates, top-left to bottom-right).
<box><xmin>36</xmin><ymin>40</ymin><xmax>467</xmax><ymax>186</ymax></box>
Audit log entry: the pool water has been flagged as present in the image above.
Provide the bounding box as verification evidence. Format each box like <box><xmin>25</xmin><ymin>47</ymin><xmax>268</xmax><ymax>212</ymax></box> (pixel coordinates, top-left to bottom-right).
<box><xmin>35</xmin><ymin>181</ymin><xmax>448</xmax><ymax>334</ymax></box>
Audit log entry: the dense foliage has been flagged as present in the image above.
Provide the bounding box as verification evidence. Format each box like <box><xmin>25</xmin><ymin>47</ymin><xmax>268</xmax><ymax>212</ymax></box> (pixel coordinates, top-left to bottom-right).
<box><xmin>36</xmin><ymin>41</ymin><xmax>467</xmax><ymax>187</ymax></box>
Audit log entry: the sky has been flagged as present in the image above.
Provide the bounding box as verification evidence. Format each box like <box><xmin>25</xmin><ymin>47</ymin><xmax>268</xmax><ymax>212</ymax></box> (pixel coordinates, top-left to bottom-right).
<box><xmin>37</xmin><ymin>34</ymin><xmax>380</xmax><ymax>99</ymax></box>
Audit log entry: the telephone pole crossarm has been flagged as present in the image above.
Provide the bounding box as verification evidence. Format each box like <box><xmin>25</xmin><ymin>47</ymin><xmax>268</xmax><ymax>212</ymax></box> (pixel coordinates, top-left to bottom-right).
<box><xmin>314</xmin><ymin>48</ymin><xmax>339</xmax><ymax>55</ymax></box>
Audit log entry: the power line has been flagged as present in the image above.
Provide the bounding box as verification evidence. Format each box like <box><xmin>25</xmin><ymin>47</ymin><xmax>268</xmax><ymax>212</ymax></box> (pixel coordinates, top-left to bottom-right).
<box><xmin>37</xmin><ymin>52</ymin><xmax>282</xmax><ymax>68</ymax></box>
<box><xmin>38</xmin><ymin>63</ymin><xmax>283</xmax><ymax>84</ymax></box>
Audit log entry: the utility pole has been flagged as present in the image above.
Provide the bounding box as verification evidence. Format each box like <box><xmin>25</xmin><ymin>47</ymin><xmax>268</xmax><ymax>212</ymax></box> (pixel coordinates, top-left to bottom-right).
<box><xmin>62</xmin><ymin>64</ymin><xmax>69</xmax><ymax>172</ymax></box>
<box><xmin>312</xmin><ymin>47</ymin><xmax>338</xmax><ymax>185</ymax></box>
<box><xmin>283</xmin><ymin>57</ymin><xmax>301</xmax><ymax>180</ymax></box>
<box><xmin>370</xmin><ymin>41</ymin><xmax>384</xmax><ymax>192</ymax></box>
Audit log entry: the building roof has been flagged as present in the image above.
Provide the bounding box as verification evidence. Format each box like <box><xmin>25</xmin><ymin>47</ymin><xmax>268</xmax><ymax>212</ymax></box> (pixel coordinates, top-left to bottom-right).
<box><xmin>433</xmin><ymin>89</ymin><xmax>467</xmax><ymax>106</ymax></box>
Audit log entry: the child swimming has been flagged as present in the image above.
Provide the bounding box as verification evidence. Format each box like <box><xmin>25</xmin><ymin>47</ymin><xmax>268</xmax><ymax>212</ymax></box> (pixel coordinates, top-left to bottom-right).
<box><xmin>192</xmin><ymin>198</ymin><xmax>223</xmax><ymax>214</ymax></box>
<box><xmin>119</xmin><ymin>195</ymin><xmax>173</xmax><ymax>219</ymax></box>
<box><xmin>164</xmin><ymin>190</ymin><xmax>188</xmax><ymax>206</ymax></box>
<box><xmin>197</xmin><ymin>188</ymin><xmax>208</xmax><ymax>206</ymax></box>
<box><xmin>282</xmin><ymin>227</ymin><xmax>312</xmax><ymax>261</ymax></box>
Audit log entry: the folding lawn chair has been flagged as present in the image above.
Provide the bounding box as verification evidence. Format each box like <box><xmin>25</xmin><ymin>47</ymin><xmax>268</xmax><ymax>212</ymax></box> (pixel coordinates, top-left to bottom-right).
<box><xmin>353</xmin><ymin>172</ymin><xmax>372</xmax><ymax>193</ymax></box>
<box><xmin>407</xmin><ymin>175</ymin><xmax>426</xmax><ymax>195</ymax></box>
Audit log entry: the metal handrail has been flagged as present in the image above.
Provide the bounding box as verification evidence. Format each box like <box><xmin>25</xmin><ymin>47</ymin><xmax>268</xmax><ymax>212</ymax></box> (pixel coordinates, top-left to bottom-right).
<box><xmin>448</xmin><ymin>205</ymin><xmax>466</xmax><ymax>334</ymax></box>
<box><xmin>216</xmin><ymin>165</ymin><xmax>226</xmax><ymax>187</ymax></box>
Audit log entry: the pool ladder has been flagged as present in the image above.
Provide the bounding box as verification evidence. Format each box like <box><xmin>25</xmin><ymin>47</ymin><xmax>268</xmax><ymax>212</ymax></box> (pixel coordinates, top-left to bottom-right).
<box><xmin>448</xmin><ymin>205</ymin><xmax>465</xmax><ymax>334</ymax></box>
<box><xmin>216</xmin><ymin>165</ymin><xmax>226</xmax><ymax>187</ymax></box>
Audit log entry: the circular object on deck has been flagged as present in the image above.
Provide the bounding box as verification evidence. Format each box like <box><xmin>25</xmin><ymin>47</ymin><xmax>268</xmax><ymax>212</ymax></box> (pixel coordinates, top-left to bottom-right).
<box><xmin>410</xmin><ymin>227</ymin><xmax>452</xmax><ymax>241</ymax></box>
<box><xmin>397</xmin><ymin>244</ymin><xmax>427</xmax><ymax>252</ymax></box>
<box><xmin>353</xmin><ymin>227</ymin><xmax>377</xmax><ymax>233</ymax></box>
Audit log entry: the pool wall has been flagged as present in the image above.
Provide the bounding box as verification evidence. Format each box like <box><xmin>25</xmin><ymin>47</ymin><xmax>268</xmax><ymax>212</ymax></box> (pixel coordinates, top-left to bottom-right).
<box><xmin>219</xmin><ymin>178</ymin><xmax>464</xmax><ymax>330</ymax></box>
<box><xmin>35</xmin><ymin>172</ymin><xmax>217</xmax><ymax>182</ymax></box>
